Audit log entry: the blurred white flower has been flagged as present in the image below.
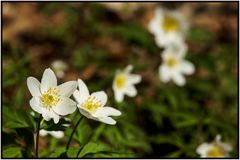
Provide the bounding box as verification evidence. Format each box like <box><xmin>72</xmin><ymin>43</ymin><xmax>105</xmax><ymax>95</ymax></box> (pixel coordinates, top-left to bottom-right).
<box><xmin>39</xmin><ymin>129</ymin><xmax>64</xmax><ymax>139</ymax></box>
<box><xmin>27</xmin><ymin>68</ymin><xmax>77</xmax><ymax>124</ymax></box>
<box><xmin>158</xmin><ymin>43</ymin><xmax>194</xmax><ymax>86</ymax></box>
<box><xmin>196</xmin><ymin>135</ymin><xmax>233</xmax><ymax>158</ymax></box>
<box><xmin>51</xmin><ymin>60</ymin><xmax>68</xmax><ymax>78</ymax></box>
<box><xmin>113</xmin><ymin>65</ymin><xmax>142</xmax><ymax>102</ymax></box>
<box><xmin>73</xmin><ymin>79</ymin><xmax>121</xmax><ymax>125</ymax></box>
<box><xmin>148</xmin><ymin>8</ymin><xmax>189</xmax><ymax>47</ymax></box>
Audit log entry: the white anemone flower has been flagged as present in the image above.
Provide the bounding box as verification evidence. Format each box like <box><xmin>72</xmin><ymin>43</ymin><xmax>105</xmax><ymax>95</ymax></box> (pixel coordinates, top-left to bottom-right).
<box><xmin>51</xmin><ymin>60</ymin><xmax>68</xmax><ymax>78</ymax></box>
<box><xmin>113</xmin><ymin>65</ymin><xmax>142</xmax><ymax>103</ymax></box>
<box><xmin>196</xmin><ymin>135</ymin><xmax>233</xmax><ymax>158</ymax></box>
<box><xmin>159</xmin><ymin>43</ymin><xmax>194</xmax><ymax>86</ymax></box>
<box><xmin>148</xmin><ymin>8</ymin><xmax>189</xmax><ymax>47</ymax></box>
<box><xmin>27</xmin><ymin>68</ymin><xmax>77</xmax><ymax>124</ymax></box>
<box><xmin>39</xmin><ymin>129</ymin><xmax>64</xmax><ymax>139</ymax></box>
<box><xmin>73</xmin><ymin>79</ymin><xmax>121</xmax><ymax>125</ymax></box>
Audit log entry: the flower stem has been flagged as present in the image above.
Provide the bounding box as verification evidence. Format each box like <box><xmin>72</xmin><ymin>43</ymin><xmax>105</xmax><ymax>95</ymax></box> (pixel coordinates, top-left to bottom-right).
<box><xmin>35</xmin><ymin>114</ymin><xmax>42</xmax><ymax>158</ymax></box>
<box><xmin>66</xmin><ymin>116</ymin><xmax>83</xmax><ymax>151</ymax></box>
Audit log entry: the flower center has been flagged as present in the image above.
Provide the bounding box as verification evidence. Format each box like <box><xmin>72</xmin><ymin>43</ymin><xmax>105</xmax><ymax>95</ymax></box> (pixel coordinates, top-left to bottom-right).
<box><xmin>166</xmin><ymin>57</ymin><xmax>178</xmax><ymax>68</ymax></box>
<box><xmin>162</xmin><ymin>15</ymin><xmax>179</xmax><ymax>32</ymax></box>
<box><xmin>40</xmin><ymin>87</ymin><xmax>61</xmax><ymax>108</ymax></box>
<box><xmin>81</xmin><ymin>96</ymin><xmax>102</xmax><ymax>113</ymax></box>
<box><xmin>207</xmin><ymin>145</ymin><xmax>225</xmax><ymax>157</ymax></box>
<box><xmin>115</xmin><ymin>74</ymin><xmax>126</xmax><ymax>89</ymax></box>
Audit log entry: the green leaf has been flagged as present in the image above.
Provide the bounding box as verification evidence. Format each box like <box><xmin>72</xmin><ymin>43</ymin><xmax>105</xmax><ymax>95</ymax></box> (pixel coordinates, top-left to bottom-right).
<box><xmin>74</xmin><ymin>118</ymin><xmax>92</xmax><ymax>144</ymax></box>
<box><xmin>3</xmin><ymin>147</ymin><xmax>22</xmax><ymax>158</ymax></box>
<box><xmin>78</xmin><ymin>142</ymin><xmax>111</xmax><ymax>158</ymax></box>
<box><xmin>67</xmin><ymin>147</ymin><xmax>80</xmax><ymax>158</ymax></box>
<box><xmin>3</xmin><ymin>105</ymin><xmax>34</xmax><ymax>129</ymax></box>
<box><xmin>49</xmin><ymin>147</ymin><xmax>66</xmax><ymax>158</ymax></box>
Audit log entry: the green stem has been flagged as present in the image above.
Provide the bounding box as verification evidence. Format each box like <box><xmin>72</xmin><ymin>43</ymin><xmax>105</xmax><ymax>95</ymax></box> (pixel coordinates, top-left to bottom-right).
<box><xmin>66</xmin><ymin>116</ymin><xmax>83</xmax><ymax>151</ymax></box>
<box><xmin>35</xmin><ymin>115</ymin><xmax>42</xmax><ymax>158</ymax></box>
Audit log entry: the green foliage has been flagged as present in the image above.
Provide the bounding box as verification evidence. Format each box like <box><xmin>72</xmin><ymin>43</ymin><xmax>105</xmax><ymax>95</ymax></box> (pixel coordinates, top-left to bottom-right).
<box><xmin>3</xmin><ymin>105</ymin><xmax>35</xmax><ymax>129</ymax></box>
<box><xmin>3</xmin><ymin>147</ymin><xmax>22</xmax><ymax>158</ymax></box>
<box><xmin>2</xmin><ymin>3</ymin><xmax>238</xmax><ymax>159</ymax></box>
<box><xmin>78</xmin><ymin>142</ymin><xmax>112</xmax><ymax>157</ymax></box>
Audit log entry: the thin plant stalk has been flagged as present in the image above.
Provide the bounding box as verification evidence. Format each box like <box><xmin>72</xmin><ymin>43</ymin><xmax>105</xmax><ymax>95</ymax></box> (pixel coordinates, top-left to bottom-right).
<box><xmin>35</xmin><ymin>115</ymin><xmax>42</xmax><ymax>158</ymax></box>
<box><xmin>66</xmin><ymin>116</ymin><xmax>83</xmax><ymax>151</ymax></box>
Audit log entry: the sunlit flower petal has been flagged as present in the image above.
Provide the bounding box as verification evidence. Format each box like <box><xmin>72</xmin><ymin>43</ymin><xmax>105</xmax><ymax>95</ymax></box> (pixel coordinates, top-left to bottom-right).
<box><xmin>93</xmin><ymin>107</ymin><xmax>121</xmax><ymax>117</ymax></box>
<box><xmin>40</xmin><ymin>68</ymin><xmax>57</xmax><ymax>93</ymax></box>
<box><xmin>57</xmin><ymin>81</ymin><xmax>78</xmax><ymax>97</ymax></box>
<box><xmin>29</xmin><ymin>97</ymin><xmax>42</xmax><ymax>114</ymax></box>
<box><xmin>73</xmin><ymin>79</ymin><xmax>90</xmax><ymax>104</ymax></box>
<box><xmin>53</xmin><ymin>98</ymin><xmax>77</xmax><ymax>116</ymax></box>
<box><xmin>98</xmin><ymin>117</ymin><xmax>116</xmax><ymax>125</ymax></box>
<box><xmin>27</xmin><ymin>77</ymin><xmax>41</xmax><ymax>97</ymax></box>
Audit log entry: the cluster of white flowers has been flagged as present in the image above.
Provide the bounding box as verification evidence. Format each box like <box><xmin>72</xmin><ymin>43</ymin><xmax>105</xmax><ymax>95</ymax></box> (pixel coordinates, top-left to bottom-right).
<box><xmin>148</xmin><ymin>7</ymin><xmax>233</xmax><ymax>157</ymax></box>
<box><xmin>148</xmin><ymin>8</ymin><xmax>195</xmax><ymax>86</ymax></box>
<box><xmin>27</xmin><ymin>68</ymin><xmax>122</xmax><ymax>125</ymax></box>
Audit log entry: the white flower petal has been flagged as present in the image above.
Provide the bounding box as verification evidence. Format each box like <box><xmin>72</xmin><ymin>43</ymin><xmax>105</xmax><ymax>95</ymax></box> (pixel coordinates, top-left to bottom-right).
<box><xmin>39</xmin><ymin>129</ymin><xmax>48</xmax><ymax>137</ymax></box>
<box><xmin>41</xmin><ymin>68</ymin><xmax>57</xmax><ymax>93</ymax></box>
<box><xmin>42</xmin><ymin>108</ymin><xmax>51</xmax><ymax>121</ymax></box>
<box><xmin>114</xmin><ymin>89</ymin><xmax>124</xmax><ymax>102</ymax></box>
<box><xmin>78</xmin><ymin>106</ymin><xmax>94</xmax><ymax>119</ymax></box>
<box><xmin>52</xmin><ymin>98</ymin><xmax>77</xmax><ymax>116</ymax></box>
<box><xmin>172</xmin><ymin>72</ymin><xmax>186</xmax><ymax>86</ymax></box>
<box><xmin>128</xmin><ymin>74</ymin><xmax>141</xmax><ymax>84</ymax></box>
<box><xmin>220</xmin><ymin>143</ymin><xmax>232</xmax><ymax>152</ymax></box>
<box><xmin>51</xmin><ymin>110</ymin><xmax>60</xmax><ymax>124</ymax></box>
<box><xmin>42</xmin><ymin>108</ymin><xmax>60</xmax><ymax>124</ymax></box>
<box><xmin>73</xmin><ymin>90</ymin><xmax>83</xmax><ymax>104</ymax></box>
<box><xmin>27</xmin><ymin>77</ymin><xmax>41</xmax><ymax>97</ymax></box>
<box><xmin>159</xmin><ymin>65</ymin><xmax>171</xmax><ymax>82</ymax></box>
<box><xmin>124</xmin><ymin>65</ymin><xmax>133</xmax><ymax>73</ymax></box>
<box><xmin>98</xmin><ymin>117</ymin><xmax>116</xmax><ymax>125</ymax></box>
<box><xmin>29</xmin><ymin>97</ymin><xmax>42</xmax><ymax>114</ymax></box>
<box><xmin>215</xmin><ymin>134</ymin><xmax>222</xmax><ymax>142</ymax></box>
<box><xmin>73</xmin><ymin>79</ymin><xmax>90</xmax><ymax>104</ymax></box>
<box><xmin>196</xmin><ymin>143</ymin><xmax>211</xmax><ymax>157</ymax></box>
<box><xmin>57</xmin><ymin>81</ymin><xmax>77</xmax><ymax>97</ymax></box>
<box><xmin>91</xmin><ymin>91</ymin><xmax>107</xmax><ymax>106</ymax></box>
<box><xmin>180</xmin><ymin>60</ymin><xmax>195</xmax><ymax>75</ymax></box>
<box><xmin>49</xmin><ymin>131</ymin><xmax>64</xmax><ymax>139</ymax></box>
<box><xmin>124</xmin><ymin>85</ymin><xmax>137</xmax><ymax>97</ymax></box>
<box><xmin>93</xmin><ymin>107</ymin><xmax>121</xmax><ymax>118</ymax></box>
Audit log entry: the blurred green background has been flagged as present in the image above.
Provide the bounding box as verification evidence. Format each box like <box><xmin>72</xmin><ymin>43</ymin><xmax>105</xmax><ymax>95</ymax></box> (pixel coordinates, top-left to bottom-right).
<box><xmin>2</xmin><ymin>2</ymin><xmax>238</xmax><ymax>158</ymax></box>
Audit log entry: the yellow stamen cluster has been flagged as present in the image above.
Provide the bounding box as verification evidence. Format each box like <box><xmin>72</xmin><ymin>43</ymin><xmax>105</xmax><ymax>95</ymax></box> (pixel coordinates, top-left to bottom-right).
<box><xmin>163</xmin><ymin>15</ymin><xmax>179</xmax><ymax>32</ymax></box>
<box><xmin>207</xmin><ymin>145</ymin><xmax>225</xmax><ymax>157</ymax></box>
<box><xmin>81</xmin><ymin>96</ymin><xmax>102</xmax><ymax>113</ymax></box>
<box><xmin>40</xmin><ymin>87</ymin><xmax>61</xmax><ymax>108</ymax></box>
<box><xmin>115</xmin><ymin>74</ymin><xmax>126</xmax><ymax>89</ymax></box>
<box><xmin>166</xmin><ymin>57</ymin><xmax>178</xmax><ymax>68</ymax></box>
